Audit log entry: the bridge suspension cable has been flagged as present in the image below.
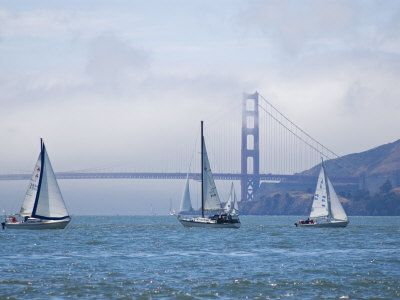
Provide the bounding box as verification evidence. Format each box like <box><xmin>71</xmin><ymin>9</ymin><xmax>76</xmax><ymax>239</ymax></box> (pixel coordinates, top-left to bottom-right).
<box><xmin>259</xmin><ymin>94</ymin><xmax>340</xmax><ymax>160</ymax></box>
<box><xmin>256</xmin><ymin>93</ymin><xmax>343</xmax><ymax>175</ymax></box>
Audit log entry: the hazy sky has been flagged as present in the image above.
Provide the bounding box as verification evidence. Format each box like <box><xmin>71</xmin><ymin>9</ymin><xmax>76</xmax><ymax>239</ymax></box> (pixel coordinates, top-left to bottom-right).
<box><xmin>1</xmin><ymin>0</ymin><xmax>400</xmax><ymax>214</ymax></box>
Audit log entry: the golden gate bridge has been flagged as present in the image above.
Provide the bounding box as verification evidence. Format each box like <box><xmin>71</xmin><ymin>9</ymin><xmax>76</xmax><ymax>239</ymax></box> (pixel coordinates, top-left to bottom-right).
<box><xmin>0</xmin><ymin>92</ymin><xmax>360</xmax><ymax>201</ymax></box>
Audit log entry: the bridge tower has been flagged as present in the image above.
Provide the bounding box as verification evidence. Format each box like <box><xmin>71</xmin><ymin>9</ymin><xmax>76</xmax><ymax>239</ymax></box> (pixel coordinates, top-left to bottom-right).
<box><xmin>241</xmin><ymin>92</ymin><xmax>260</xmax><ymax>201</ymax></box>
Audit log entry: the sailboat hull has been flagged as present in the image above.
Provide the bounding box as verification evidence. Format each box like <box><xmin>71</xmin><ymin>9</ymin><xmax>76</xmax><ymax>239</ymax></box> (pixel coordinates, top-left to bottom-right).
<box><xmin>179</xmin><ymin>217</ymin><xmax>241</xmax><ymax>229</ymax></box>
<box><xmin>295</xmin><ymin>219</ymin><xmax>348</xmax><ymax>228</ymax></box>
<box><xmin>3</xmin><ymin>218</ymin><xmax>71</xmax><ymax>230</ymax></box>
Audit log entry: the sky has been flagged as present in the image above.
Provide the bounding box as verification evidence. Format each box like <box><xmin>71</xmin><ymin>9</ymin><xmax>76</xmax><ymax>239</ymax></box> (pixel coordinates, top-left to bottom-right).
<box><xmin>1</xmin><ymin>0</ymin><xmax>400</xmax><ymax>215</ymax></box>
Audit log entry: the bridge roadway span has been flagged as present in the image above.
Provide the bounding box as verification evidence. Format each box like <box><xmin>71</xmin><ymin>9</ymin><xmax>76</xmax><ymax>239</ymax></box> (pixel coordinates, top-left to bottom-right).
<box><xmin>0</xmin><ymin>172</ymin><xmax>358</xmax><ymax>184</ymax></box>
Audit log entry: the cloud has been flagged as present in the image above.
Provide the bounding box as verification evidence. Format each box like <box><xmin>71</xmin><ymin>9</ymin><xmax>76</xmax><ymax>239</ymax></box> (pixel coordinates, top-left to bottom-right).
<box><xmin>0</xmin><ymin>8</ymin><xmax>134</xmax><ymax>39</ymax></box>
<box><xmin>239</xmin><ymin>0</ymin><xmax>400</xmax><ymax>65</ymax></box>
<box><xmin>1</xmin><ymin>2</ymin><xmax>399</xmax><ymax>166</ymax></box>
<box><xmin>86</xmin><ymin>34</ymin><xmax>151</xmax><ymax>92</ymax></box>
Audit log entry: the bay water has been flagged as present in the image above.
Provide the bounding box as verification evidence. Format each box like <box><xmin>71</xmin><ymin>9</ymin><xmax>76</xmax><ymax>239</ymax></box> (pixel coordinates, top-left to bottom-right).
<box><xmin>1</xmin><ymin>216</ymin><xmax>399</xmax><ymax>299</ymax></box>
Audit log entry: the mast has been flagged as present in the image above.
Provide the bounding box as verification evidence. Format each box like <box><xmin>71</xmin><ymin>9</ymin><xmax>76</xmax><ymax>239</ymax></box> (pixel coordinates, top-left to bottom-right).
<box><xmin>201</xmin><ymin>121</ymin><xmax>204</xmax><ymax>218</ymax></box>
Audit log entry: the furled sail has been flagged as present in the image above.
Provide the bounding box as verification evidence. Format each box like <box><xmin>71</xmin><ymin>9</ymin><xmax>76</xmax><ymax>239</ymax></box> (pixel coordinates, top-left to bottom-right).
<box><xmin>327</xmin><ymin>178</ymin><xmax>348</xmax><ymax>221</ymax></box>
<box><xmin>20</xmin><ymin>154</ymin><xmax>42</xmax><ymax>217</ymax></box>
<box><xmin>179</xmin><ymin>175</ymin><xmax>193</xmax><ymax>212</ymax></box>
<box><xmin>202</xmin><ymin>138</ymin><xmax>222</xmax><ymax>211</ymax></box>
<box><xmin>310</xmin><ymin>166</ymin><xmax>329</xmax><ymax>218</ymax></box>
<box><xmin>31</xmin><ymin>144</ymin><xmax>69</xmax><ymax>220</ymax></box>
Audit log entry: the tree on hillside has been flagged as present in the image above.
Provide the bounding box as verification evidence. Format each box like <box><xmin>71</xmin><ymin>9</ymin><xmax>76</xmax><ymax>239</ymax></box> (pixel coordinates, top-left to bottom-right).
<box><xmin>380</xmin><ymin>180</ymin><xmax>392</xmax><ymax>194</ymax></box>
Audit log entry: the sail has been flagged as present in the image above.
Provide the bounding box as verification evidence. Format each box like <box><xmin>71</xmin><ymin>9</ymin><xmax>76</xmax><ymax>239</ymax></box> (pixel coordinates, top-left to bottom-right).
<box><xmin>32</xmin><ymin>144</ymin><xmax>69</xmax><ymax>220</ymax></box>
<box><xmin>310</xmin><ymin>166</ymin><xmax>329</xmax><ymax>218</ymax></box>
<box><xmin>327</xmin><ymin>178</ymin><xmax>348</xmax><ymax>221</ymax></box>
<box><xmin>19</xmin><ymin>154</ymin><xmax>42</xmax><ymax>217</ymax></box>
<box><xmin>179</xmin><ymin>176</ymin><xmax>193</xmax><ymax>212</ymax></box>
<box><xmin>224</xmin><ymin>183</ymin><xmax>234</xmax><ymax>212</ymax></box>
<box><xmin>202</xmin><ymin>138</ymin><xmax>222</xmax><ymax>211</ymax></box>
<box><xmin>232</xmin><ymin>186</ymin><xmax>239</xmax><ymax>215</ymax></box>
<box><xmin>224</xmin><ymin>182</ymin><xmax>239</xmax><ymax>215</ymax></box>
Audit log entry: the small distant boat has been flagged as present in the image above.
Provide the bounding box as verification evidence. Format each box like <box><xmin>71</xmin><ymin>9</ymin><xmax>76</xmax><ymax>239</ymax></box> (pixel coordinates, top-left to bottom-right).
<box><xmin>150</xmin><ymin>204</ymin><xmax>156</xmax><ymax>216</ymax></box>
<box><xmin>178</xmin><ymin>121</ymin><xmax>240</xmax><ymax>229</ymax></box>
<box><xmin>169</xmin><ymin>198</ymin><xmax>176</xmax><ymax>216</ymax></box>
<box><xmin>2</xmin><ymin>139</ymin><xmax>71</xmax><ymax>230</ymax></box>
<box><xmin>295</xmin><ymin>161</ymin><xmax>348</xmax><ymax>228</ymax></box>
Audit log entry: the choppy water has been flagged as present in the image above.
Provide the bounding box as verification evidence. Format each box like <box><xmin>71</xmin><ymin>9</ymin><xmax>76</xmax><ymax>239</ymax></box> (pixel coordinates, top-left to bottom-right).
<box><xmin>0</xmin><ymin>216</ymin><xmax>399</xmax><ymax>299</ymax></box>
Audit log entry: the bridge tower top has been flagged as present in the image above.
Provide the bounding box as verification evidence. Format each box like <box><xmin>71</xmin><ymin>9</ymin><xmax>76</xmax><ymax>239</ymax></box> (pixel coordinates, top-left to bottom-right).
<box><xmin>241</xmin><ymin>92</ymin><xmax>260</xmax><ymax>201</ymax></box>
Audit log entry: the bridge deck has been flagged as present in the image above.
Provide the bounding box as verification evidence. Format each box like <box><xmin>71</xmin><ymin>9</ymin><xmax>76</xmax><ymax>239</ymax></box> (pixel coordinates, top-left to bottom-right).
<box><xmin>0</xmin><ymin>172</ymin><xmax>359</xmax><ymax>184</ymax></box>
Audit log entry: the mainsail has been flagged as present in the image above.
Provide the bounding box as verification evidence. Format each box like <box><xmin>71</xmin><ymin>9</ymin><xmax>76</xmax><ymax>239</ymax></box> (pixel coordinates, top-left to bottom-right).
<box><xmin>20</xmin><ymin>154</ymin><xmax>42</xmax><ymax>217</ymax></box>
<box><xmin>31</xmin><ymin>143</ymin><xmax>70</xmax><ymax>220</ymax></box>
<box><xmin>202</xmin><ymin>138</ymin><xmax>222</xmax><ymax>211</ymax></box>
<box><xmin>179</xmin><ymin>176</ymin><xmax>193</xmax><ymax>212</ymax></box>
<box><xmin>327</xmin><ymin>178</ymin><xmax>348</xmax><ymax>221</ymax></box>
<box><xmin>310</xmin><ymin>166</ymin><xmax>329</xmax><ymax>219</ymax></box>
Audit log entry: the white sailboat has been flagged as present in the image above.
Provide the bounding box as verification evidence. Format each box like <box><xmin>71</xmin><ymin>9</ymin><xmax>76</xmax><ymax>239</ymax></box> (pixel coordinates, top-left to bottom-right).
<box><xmin>169</xmin><ymin>198</ymin><xmax>176</xmax><ymax>216</ymax></box>
<box><xmin>224</xmin><ymin>182</ymin><xmax>239</xmax><ymax>216</ymax></box>
<box><xmin>178</xmin><ymin>121</ymin><xmax>241</xmax><ymax>228</ymax></box>
<box><xmin>2</xmin><ymin>139</ymin><xmax>71</xmax><ymax>230</ymax></box>
<box><xmin>295</xmin><ymin>161</ymin><xmax>348</xmax><ymax>228</ymax></box>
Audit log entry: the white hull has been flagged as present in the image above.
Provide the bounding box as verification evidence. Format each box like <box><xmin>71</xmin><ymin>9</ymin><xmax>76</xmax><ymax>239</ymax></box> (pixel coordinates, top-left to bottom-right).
<box><xmin>179</xmin><ymin>217</ymin><xmax>240</xmax><ymax>229</ymax></box>
<box><xmin>3</xmin><ymin>218</ymin><xmax>70</xmax><ymax>230</ymax></box>
<box><xmin>296</xmin><ymin>219</ymin><xmax>348</xmax><ymax>228</ymax></box>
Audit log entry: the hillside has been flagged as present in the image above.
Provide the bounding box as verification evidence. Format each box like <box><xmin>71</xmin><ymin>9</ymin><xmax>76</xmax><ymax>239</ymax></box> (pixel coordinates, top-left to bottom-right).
<box><xmin>301</xmin><ymin>139</ymin><xmax>400</xmax><ymax>177</ymax></box>
<box><xmin>240</xmin><ymin>139</ymin><xmax>400</xmax><ymax>216</ymax></box>
<box><xmin>240</xmin><ymin>184</ymin><xmax>400</xmax><ymax>216</ymax></box>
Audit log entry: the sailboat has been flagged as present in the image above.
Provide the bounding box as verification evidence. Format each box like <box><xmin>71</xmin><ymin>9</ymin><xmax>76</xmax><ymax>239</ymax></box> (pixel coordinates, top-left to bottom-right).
<box><xmin>224</xmin><ymin>182</ymin><xmax>239</xmax><ymax>217</ymax></box>
<box><xmin>295</xmin><ymin>161</ymin><xmax>348</xmax><ymax>228</ymax></box>
<box><xmin>178</xmin><ymin>121</ymin><xmax>241</xmax><ymax>228</ymax></box>
<box><xmin>169</xmin><ymin>198</ymin><xmax>176</xmax><ymax>216</ymax></box>
<box><xmin>2</xmin><ymin>139</ymin><xmax>71</xmax><ymax>230</ymax></box>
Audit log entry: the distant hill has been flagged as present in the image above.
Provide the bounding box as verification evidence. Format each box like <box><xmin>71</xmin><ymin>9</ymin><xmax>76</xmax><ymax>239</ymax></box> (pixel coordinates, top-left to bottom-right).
<box><xmin>240</xmin><ymin>185</ymin><xmax>400</xmax><ymax>216</ymax></box>
<box><xmin>301</xmin><ymin>139</ymin><xmax>400</xmax><ymax>177</ymax></box>
<box><xmin>240</xmin><ymin>139</ymin><xmax>400</xmax><ymax>216</ymax></box>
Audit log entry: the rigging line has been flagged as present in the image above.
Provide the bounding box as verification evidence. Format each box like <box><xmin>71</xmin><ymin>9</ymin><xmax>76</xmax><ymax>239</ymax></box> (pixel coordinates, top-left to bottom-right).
<box><xmin>259</xmin><ymin>94</ymin><xmax>340</xmax><ymax>159</ymax></box>
<box><xmin>260</xmin><ymin>97</ymin><xmax>359</xmax><ymax>176</ymax></box>
<box><xmin>258</xmin><ymin>103</ymin><xmax>333</xmax><ymax>161</ymax></box>
<box><xmin>187</xmin><ymin>126</ymin><xmax>200</xmax><ymax>175</ymax></box>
